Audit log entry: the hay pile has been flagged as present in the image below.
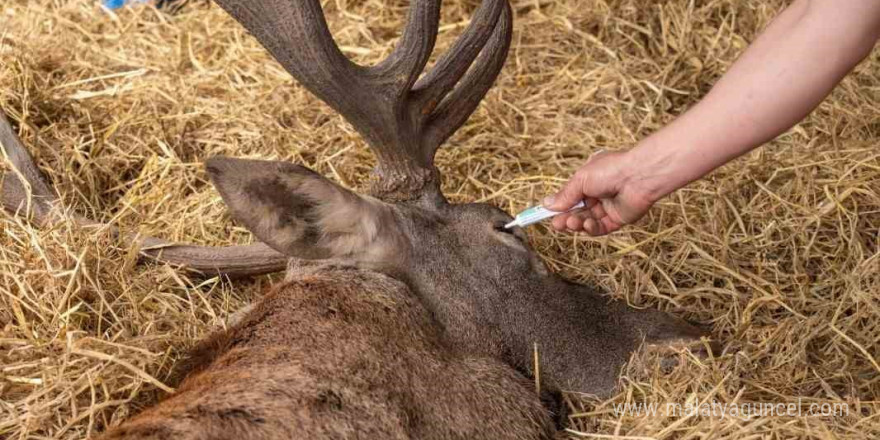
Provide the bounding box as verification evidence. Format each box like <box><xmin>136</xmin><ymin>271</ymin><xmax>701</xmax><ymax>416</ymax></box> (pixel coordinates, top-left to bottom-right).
<box><xmin>2</xmin><ymin>0</ymin><xmax>878</xmax><ymax>438</ymax></box>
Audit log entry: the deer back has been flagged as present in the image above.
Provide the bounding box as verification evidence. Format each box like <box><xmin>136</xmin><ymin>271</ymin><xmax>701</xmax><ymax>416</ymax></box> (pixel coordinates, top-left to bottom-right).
<box><xmin>99</xmin><ymin>263</ymin><xmax>555</xmax><ymax>440</ymax></box>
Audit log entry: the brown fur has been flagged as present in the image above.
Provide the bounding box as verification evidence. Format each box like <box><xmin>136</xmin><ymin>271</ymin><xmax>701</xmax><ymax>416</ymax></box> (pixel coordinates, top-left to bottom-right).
<box><xmin>101</xmin><ymin>263</ymin><xmax>554</xmax><ymax>439</ymax></box>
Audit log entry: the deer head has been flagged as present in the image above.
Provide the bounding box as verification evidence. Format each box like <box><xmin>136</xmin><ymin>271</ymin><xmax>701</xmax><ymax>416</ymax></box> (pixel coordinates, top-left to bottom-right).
<box><xmin>0</xmin><ymin>0</ymin><xmax>712</xmax><ymax>399</ymax></box>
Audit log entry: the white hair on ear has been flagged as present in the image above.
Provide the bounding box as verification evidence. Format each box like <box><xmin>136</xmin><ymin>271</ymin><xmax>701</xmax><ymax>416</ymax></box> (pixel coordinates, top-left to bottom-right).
<box><xmin>299</xmin><ymin>178</ymin><xmax>401</xmax><ymax>262</ymax></box>
<box><xmin>207</xmin><ymin>157</ymin><xmax>405</xmax><ymax>264</ymax></box>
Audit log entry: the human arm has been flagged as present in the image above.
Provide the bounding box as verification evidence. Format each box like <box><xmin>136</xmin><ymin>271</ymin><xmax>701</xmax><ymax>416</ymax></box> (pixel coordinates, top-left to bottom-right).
<box><xmin>546</xmin><ymin>0</ymin><xmax>880</xmax><ymax>235</ymax></box>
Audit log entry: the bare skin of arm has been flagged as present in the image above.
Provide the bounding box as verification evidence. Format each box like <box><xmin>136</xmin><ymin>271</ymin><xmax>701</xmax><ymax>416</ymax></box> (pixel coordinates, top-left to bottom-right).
<box><xmin>545</xmin><ymin>0</ymin><xmax>880</xmax><ymax>236</ymax></box>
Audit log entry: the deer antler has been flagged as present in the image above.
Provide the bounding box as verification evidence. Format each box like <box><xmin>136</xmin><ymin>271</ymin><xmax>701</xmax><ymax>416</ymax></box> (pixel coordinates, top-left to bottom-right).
<box><xmin>214</xmin><ymin>0</ymin><xmax>514</xmax><ymax>202</ymax></box>
<box><xmin>1</xmin><ymin>1</ymin><xmax>512</xmax><ymax>275</ymax></box>
<box><xmin>0</xmin><ymin>112</ymin><xmax>288</xmax><ymax>278</ymax></box>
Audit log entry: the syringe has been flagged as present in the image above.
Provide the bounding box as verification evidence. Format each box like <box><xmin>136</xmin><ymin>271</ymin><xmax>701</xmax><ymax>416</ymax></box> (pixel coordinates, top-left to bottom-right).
<box><xmin>504</xmin><ymin>200</ymin><xmax>588</xmax><ymax>229</ymax></box>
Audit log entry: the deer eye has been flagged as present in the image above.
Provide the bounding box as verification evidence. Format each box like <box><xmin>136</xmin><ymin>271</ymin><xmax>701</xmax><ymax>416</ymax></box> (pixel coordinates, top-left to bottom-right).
<box><xmin>493</xmin><ymin>222</ymin><xmax>520</xmax><ymax>237</ymax></box>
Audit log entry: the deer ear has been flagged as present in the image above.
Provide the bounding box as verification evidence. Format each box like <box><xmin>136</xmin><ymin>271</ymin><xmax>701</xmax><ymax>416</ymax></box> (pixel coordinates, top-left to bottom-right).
<box><xmin>205</xmin><ymin>157</ymin><xmax>400</xmax><ymax>261</ymax></box>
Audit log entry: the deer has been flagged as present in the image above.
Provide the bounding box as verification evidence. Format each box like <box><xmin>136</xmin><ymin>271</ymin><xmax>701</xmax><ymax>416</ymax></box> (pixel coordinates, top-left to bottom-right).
<box><xmin>0</xmin><ymin>0</ymin><xmax>716</xmax><ymax>438</ymax></box>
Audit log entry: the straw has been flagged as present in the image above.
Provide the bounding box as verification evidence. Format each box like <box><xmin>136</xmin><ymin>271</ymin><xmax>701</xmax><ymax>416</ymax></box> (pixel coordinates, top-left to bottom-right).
<box><xmin>2</xmin><ymin>0</ymin><xmax>878</xmax><ymax>438</ymax></box>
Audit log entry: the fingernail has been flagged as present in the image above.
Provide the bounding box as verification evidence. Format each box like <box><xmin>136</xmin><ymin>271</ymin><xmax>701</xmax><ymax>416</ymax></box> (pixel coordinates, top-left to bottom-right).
<box><xmin>543</xmin><ymin>196</ymin><xmax>555</xmax><ymax>207</ymax></box>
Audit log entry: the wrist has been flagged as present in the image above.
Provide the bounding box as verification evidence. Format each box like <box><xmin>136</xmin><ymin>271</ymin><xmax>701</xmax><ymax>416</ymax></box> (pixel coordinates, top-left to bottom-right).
<box><xmin>620</xmin><ymin>138</ymin><xmax>683</xmax><ymax>204</ymax></box>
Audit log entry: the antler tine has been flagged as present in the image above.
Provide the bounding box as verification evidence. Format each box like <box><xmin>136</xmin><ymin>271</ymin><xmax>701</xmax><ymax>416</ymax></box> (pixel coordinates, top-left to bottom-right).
<box><xmin>372</xmin><ymin>0</ymin><xmax>442</xmax><ymax>93</ymax></box>
<box><xmin>0</xmin><ymin>112</ymin><xmax>56</xmax><ymax>222</ymax></box>
<box><xmin>213</xmin><ymin>0</ymin><xmax>441</xmax><ymax>119</ymax></box>
<box><xmin>410</xmin><ymin>0</ymin><xmax>505</xmax><ymax>115</ymax></box>
<box><xmin>422</xmin><ymin>0</ymin><xmax>512</xmax><ymax>154</ymax></box>
<box><xmin>1</xmin><ymin>112</ymin><xmax>288</xmax><ymax>279</ymax></box>
<box><xmin>213</xmin><ymin>0</ymin><xmax>359</xmax><ymax>118</ymax></box>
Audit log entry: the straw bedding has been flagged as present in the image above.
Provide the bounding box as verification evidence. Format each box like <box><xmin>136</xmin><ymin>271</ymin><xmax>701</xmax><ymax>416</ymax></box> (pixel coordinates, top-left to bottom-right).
<box><xmin>1</xmin><ymin>0</ymin><xmax>878</xmax><ymax>438</ymax></box>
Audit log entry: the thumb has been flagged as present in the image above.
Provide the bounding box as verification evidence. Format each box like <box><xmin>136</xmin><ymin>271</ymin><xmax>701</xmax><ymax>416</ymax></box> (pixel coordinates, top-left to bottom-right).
<box><xmin>544</xmin><ymin>172</ymin><xmax>587</xmax><ymax>211</ymax></box>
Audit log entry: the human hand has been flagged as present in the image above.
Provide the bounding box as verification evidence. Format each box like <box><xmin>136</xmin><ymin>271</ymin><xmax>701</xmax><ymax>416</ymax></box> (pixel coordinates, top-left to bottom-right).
<box><xmin>543</xmin><ymin>150</ymin><xmax>657</xmax><ymax>236</ymax></box>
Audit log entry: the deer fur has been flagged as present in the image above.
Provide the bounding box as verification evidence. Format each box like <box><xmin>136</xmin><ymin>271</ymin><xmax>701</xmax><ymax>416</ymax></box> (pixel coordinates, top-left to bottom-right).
<box><xmin>100</xmin><ymin>262</ymin><xmax>555</xmax><ymax>439</ymax></box>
